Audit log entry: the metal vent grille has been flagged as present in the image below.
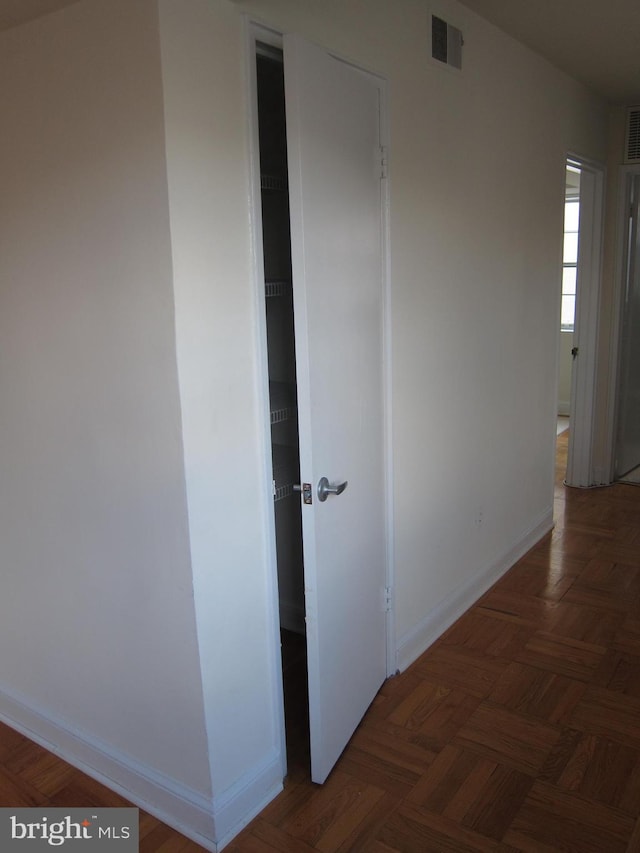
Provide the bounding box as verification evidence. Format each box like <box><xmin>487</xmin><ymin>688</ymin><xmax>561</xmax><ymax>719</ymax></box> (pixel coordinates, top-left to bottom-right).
<box><xmin>432</xmin><ymin>16</ymin><xmax>448</xmax><ymax>63</ymax></box>
<box><xmin>625</xmin><ymin>106</ymin><xmax>640</xmax><ymax>164</ymax></box>
<box><xmin>431</xmin><ymin>15</ymin><xmax>463</xmax><ymax>70</ymax></box>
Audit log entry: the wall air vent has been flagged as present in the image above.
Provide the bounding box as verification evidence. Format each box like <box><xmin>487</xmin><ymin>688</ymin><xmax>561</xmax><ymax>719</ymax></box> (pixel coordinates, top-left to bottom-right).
<box><xmin>625</xmin><ymin>106</ymin><xmax>640</xmax><ymax>164</ymax></box>
<box><xmin>431</xmin><ymin>15</ymin><xmax>463</xmax><ymax>70</ymax></box>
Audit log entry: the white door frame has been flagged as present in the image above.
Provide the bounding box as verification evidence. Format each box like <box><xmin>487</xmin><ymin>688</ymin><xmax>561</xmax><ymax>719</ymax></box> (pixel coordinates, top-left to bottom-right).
<box><xmin>564</xmin><ymin>154</ymin><xmax>606</xmax><ymax>488</ymax></box>
<box><xmin>243</xmin><ymin>19</ymin><xmax>288</xmax><ymax>783</ymax></box>
<box><xmin>605</xmin><ymin>164</ymin><xmax>640</xmax><ymax>480</ymax></box>
<box><xmin>243</xmin><ymin>18</ymin><xmax>396</xmax><ymax>776</ymax></box>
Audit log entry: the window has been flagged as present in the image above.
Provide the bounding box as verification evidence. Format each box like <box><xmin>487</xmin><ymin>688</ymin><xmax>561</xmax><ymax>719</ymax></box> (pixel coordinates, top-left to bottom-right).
<box><xmin>562</xmin><ymin>196</ymin><xmax>579</xmax><ymax>331</ymax></box>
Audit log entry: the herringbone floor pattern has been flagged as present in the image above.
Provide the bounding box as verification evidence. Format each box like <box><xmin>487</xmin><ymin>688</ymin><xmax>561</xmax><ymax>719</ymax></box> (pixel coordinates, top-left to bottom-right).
<box><xmin>3</xmin><ymin>430</ymin><xmax>640</xmax><ymax>851</ymax></box>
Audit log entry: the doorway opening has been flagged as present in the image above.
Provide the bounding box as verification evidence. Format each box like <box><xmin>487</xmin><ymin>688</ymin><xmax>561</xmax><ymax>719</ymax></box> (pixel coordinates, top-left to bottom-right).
<box><xmin>256</xmin><ymin>44</ymin><xmax>310</xmax><ymax>777</ymax></box>
<box><xmin>560</xmin><ymin>155</ymin><xmax>605</xmax><ymax>489</ymax></box>
<box><xmin>250</xmin><ymin>26</ymin><xmax>390</xmax><ymax>785</ymax></box>
<box><xmin>557</xmin><ymin>162</ymin><xmax>580</xmax><ymax>447</ymax></box>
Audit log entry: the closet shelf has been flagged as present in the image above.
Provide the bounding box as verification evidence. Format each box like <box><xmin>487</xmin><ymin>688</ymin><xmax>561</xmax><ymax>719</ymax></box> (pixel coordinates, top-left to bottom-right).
<box><xmin>272</xmin><ymin>444</ymin><xmax>298</xmax><ymax>502</ymax></box>
<box><xmin>270</xmin><ymin>381</ymin><xmax>294</xmax><ymax>425</ymax></box>
<box><xmin>265</xmin><ymin>279</ymin><xmax>289</xmax><ymax>298</ymax></box>
<box><xmin>261</xmin><ymin>174</ymin><xmax>288</xmax><ymax>192</ymax></box>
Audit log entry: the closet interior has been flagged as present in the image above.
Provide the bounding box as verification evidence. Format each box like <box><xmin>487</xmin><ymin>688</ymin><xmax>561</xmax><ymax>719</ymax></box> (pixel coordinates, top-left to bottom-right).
<box><xmin>256</xmin><ymin>45</ymin><xmax>309</xmax><ymax>773</ymax></box>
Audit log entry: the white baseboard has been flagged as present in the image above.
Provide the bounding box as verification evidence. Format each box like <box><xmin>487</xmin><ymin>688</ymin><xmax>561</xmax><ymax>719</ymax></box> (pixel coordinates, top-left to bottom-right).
<box><xmin>557</xmin><ymin>402</ymin><xmax>571</xmax><ymax>416</ymax></box>
<box><xmin>0</xmin><ymin>686</ymin><xmax>218</xmax><ymax>848</ymax></box>
<box><xmin>213</xmin><ymin>752</ymin><xmax>283</xmax><ymax>850</ymax></box>
<box><xmin>0</xmin><ymin>508</ymin><xmax>554</xmax><ymax>852</ymax></box>
<box><xmin>396</xmin><ymin>508</ymin><xmax>553</xmax><ymax>672</ymax></box>
<box><xmin>0</xmin><ymin>685</ymin><xmax>286</xmax><ymax>852</ymax></box>
<box><xmin>592</xmin><ymin>465</ymin><xmax>612</xmax><ymax>486</ymax></box>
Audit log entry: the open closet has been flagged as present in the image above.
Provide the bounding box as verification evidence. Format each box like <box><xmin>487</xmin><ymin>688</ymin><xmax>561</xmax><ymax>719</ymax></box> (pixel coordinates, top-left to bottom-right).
<box><xmin>251</xmin><ymin>29</ymin><xmax>389</xmax><ymax>784</ymax></box>
<box><xmin>256</xmin><ymin>45</ymin><xmax>309</xmax><ymax>772</ymax></box>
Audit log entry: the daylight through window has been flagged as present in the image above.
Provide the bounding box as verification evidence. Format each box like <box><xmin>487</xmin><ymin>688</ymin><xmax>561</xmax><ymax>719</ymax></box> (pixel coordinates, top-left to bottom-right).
<box><xmin>562</xmin><ymin>183</ymin><xmax>580</xmax><ymax>331</ymax></box>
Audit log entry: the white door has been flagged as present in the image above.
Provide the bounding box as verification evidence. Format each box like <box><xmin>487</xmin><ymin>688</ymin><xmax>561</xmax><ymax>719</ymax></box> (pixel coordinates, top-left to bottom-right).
<box><xmin>283</xmin><ymin>35</ymin><xmax>388</xmax><ymax>784</ymax></box>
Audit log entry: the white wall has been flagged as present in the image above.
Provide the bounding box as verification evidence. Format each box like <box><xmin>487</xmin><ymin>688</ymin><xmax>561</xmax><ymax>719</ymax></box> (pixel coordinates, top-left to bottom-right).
<box><xmin>0</xmin><ymin>0</ymin><xmax>610</xmax><ymax>849</ymax></box>
<box><xmin>158</xmin><ymin>0</ymin><xmax>285</xmax><ymax>841</ymax></box>
<box><xmin>157</xmin><ymin>0</ymin><xmax>608</xmax><ymax>841</ymax></box>
<box><xmin>592</xmin><ymin>106</ymin><xmax>630</xmax><ymax>482</ymax></box>
<box><xmin>227</xmin><ymin>0</ymin><xmax>607</xmax><ymax>653</ymax></box>
<box><xmin>0</xmin><ymin>0</ymin><xmax>213</xmax><ymax>839</ymax></box>
<box><xmin>166</xmin><ymin>0</ymin><xmax>607</xmax><ymax>839</ymax></box>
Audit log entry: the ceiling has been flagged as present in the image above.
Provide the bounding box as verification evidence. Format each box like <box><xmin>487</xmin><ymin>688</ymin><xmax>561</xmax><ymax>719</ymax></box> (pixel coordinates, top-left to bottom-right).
<box><xmin>457</xmin><ymin>0</ymin><xmax>640</xmax><ymax>105</ymax></box>
<box><xmin>0</xmin><ymin>0</ymin><xmax>78</xmax><ymax>31</ymax></box>
<box><xmin>0</xmin><ymin>0</ymin><xmax>638</xmax><ymax>105</ymax></box>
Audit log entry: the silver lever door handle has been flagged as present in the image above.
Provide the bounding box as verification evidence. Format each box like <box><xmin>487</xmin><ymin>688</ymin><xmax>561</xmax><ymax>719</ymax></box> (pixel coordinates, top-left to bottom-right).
<box><xmin>317</xmin><ymin>477</ymin><xmax>348</xmax><ymax>502</ymax></box>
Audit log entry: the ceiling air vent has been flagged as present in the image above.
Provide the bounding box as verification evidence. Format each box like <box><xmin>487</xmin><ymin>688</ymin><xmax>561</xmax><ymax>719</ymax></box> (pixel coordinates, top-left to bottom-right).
<box><xmin>624</xmin><ymin>106</ymin><xmax>640</xmax><ymax>164</ymax></box>
<box><xmin>431</xmin><ymin>15</ymin><xmax>463</xmax><ymax>70</ymax></box>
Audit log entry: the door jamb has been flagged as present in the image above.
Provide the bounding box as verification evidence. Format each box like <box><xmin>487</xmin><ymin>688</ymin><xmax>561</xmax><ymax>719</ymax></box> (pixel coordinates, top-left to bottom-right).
<box><xmin>243</xmin><ymin>18</ymin><xmax>288</xmax><ymax>780</ymax></box>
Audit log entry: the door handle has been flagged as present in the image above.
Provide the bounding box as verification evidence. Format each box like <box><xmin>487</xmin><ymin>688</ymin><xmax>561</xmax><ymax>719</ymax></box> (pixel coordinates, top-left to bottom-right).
<box><xmin>317</xmin><ymin>477</ymin><xmax>348</xmax><ymax>502</ymax></box>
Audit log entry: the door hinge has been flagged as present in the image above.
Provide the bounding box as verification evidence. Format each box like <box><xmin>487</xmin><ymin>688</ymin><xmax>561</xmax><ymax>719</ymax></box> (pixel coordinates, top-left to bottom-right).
<box><xmin>380</xmin><ymin>146</ymin><xmax>388</xmax><ymax>180</ymax></box>
<box><xmin>384</xmin><ymin>585</ymin><xmax>393</xmax><ymax>612</ymax></box>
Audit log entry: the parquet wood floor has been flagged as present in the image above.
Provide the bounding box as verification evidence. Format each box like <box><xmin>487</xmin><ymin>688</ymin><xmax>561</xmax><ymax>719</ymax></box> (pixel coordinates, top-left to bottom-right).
<box><xmin>2</xmin><ymin>430</ymin><xmax>640</xmax><ymax>852</ymax></box>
